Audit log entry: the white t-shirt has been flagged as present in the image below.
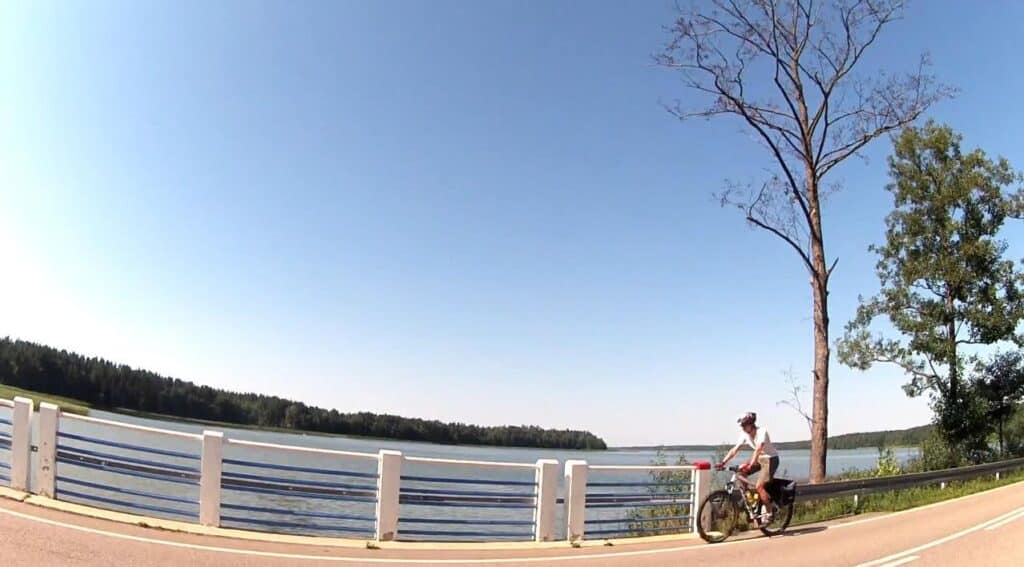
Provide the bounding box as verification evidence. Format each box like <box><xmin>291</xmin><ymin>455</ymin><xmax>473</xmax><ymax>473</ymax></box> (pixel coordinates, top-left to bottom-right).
<box><xmin>735</xmin><ymin>428</ymin><xmax>778</xmax><ymax>458</ymax></box>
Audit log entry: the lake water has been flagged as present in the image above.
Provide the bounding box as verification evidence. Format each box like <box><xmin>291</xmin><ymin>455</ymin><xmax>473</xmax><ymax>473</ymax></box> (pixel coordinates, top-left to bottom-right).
<box><xmin>0</xmin><ymin>408</ymin><xmax>919</xmax><ymax>541</ymax></box>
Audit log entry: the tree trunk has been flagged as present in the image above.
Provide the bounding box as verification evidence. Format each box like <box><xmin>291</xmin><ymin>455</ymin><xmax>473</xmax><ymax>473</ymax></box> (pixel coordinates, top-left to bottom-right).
<box><xmin>808</xmin><ymin>191</ymin><xmax>829</xmax><ymax>484</ymax></box>
<box><xmin>999</xmin><ymin>414</ymin><xmax>1004</xmax><ymax>458</ymax></box>
<box><xmin>946</xmin><ymin>290</ymin><xmax>957</xmax><ymax>402</ymax></box>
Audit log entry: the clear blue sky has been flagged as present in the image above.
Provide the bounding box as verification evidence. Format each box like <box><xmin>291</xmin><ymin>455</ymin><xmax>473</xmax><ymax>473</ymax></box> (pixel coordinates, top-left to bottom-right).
<box><xmin>2</xmin><ymin>1</ymin><xmax>1023</xmax><ymax>446</ymax></box>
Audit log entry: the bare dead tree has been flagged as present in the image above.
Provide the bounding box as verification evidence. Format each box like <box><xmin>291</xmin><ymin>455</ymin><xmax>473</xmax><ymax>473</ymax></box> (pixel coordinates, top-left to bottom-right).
<box><xmin>777</xmin><ymin>367</ymin><xmax>813</xmax><ymax>435</ymax></box>
<box><xmin>657</xmin><ymin>0</ymin><xmax>952</xmax><ymax>482</ymax></box>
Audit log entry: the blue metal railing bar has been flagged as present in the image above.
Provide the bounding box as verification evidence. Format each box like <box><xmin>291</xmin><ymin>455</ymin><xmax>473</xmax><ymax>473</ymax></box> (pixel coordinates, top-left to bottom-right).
<box><xmin>57</xmin><ymin>476</ymin><xmax>198</xmax><ymax>506</ymax></box>
<box><xmin>57</xmin><ymin>447</ymin><xmax>201</xmax><ymax>481</ymax></box>
<box><xmin>0</xmin><ymin>431</ymin><xmax>10</xmax><ymax>441</ymax></box>
<box><xmin>401</xmin><ymin>475</ymin><xmax>536</xmax><ymax>487</ymax></box>
<box><xmin>221</xmin><ymin>482</ymin><xmax>377</xmax><ymax>504</ymax></box>
<box><xmin>222</xmin><ymin>458</ymin><xmax>377</xmax><ymax>479</ymax></box>
<box><xmin>398</xmin><ymin>493</ymin><xmax>535</xmax><ymax>505</ymax></box>
<box><xmin>221</xmin><ymin>476</ymin><xmax>376</xmax><ymax>500</ymax></box>
<box><xmin>399</xmin><ymin>486</ymin><xmax>537</xmax><ymax>498</ymax></box>
<box><xmin>585</xmin><ymin>515</ymin><xmax>692</xmax><ymax>525</ymax></box>
<box><xmin>58</xmin><ymin>443</ymin><xmax>200</xmax><ymax>473</ymax></box>
<box><xmin>585</xmin><ymin>524</ymin><xmax>692</xmax><ymax>537</ymax></box>
<box><xmin>220</xmin><ymin>515</ymin><xmax>374</xmax><ymax>536</ymax></box>
<box><xmin>398</xmin><ymin>499</ymin><xmax>536</xmax><ymax>510</ymax></box>
<box><xmin>221</xmin><ymin>470</ymin><xmax>377</xmax><ymax>492</ymax></box>
<box><xmin>58</xmin><ymin>432</ymin><xmax>199</xmax><ymax>461</ymax></box>
<box><xmin>586</xmin><ymin>494</ymin><xmax>692</xmax><ymax>504</ymax></box>
<box><xmin>399</xmin><ymin>529</ymin><xmax>534</xmax><ymax>539</ymax></box>
<box><xmin>0</xmin><ymin>417</ymin><xmax>10</xmax><ymax>425</ymax></box>
<box><xmin>587</xmin><ymin>492</ymin><xmax>693</xmax><ymax>499</ymax></box>
<box><xmin>221</xmin><ymin>503</ymin><xmax>375</xmax><ymax>523</ymax></box>
<box><xmin>57</xmin><ymin>488</ymin><xmax>197</xmax><ymax>519</ymax></box>
<box><xmin>586</xmin><ymin>501</ymin><xmax>692</xmax><ymax>509</ymax></box>
<box><xmin>0</xmin><ymin>461</ymin><xmax>9</xmax><ymax>470</ymax></box>
<box><xmin>0</xmin><ymin>473</ymin><xmax>9</xmax><ymax>482</ymax></box>
<box><xmin>399</xmin><ymin>517</ymin><xmax>535</xmax><ymax>527</ymax></box>
<box><xmin>587</xmin><ymin>481</ymin><xmax>692</xmax><ymax>488</ymax></box>
<box><xmin>57</xmin><ymin>451</ymin><xmax>201</xmax><ymax>486</ymax></box>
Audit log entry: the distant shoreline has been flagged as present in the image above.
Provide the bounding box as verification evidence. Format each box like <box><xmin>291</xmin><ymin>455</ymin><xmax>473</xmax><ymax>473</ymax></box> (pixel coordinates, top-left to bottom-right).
<box><xmin>97</xmin><ymin>407</ymin><xmax>611</xmax><ymax>452</ymax></box>
<box><xmin>610</xmin><ymin>444</ymin><xmax>920</xmax><ymax>452</ymax></box>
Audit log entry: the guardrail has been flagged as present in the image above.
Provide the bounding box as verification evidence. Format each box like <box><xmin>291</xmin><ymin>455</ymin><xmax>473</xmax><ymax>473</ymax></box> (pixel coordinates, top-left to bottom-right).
<box><xmin>4</xmin><ymin>395</ymin><xmax>1021</xmax><ymax>545</ymax></box>
<box><xmin>796</xmin><ymin>455</ymin><xmax>1024</xmax><ymax>501</ymax></box>
<box><xmin>0</xmin><ymin>397</ymin><xmax>711</xmax><ymax>543</ymax></box>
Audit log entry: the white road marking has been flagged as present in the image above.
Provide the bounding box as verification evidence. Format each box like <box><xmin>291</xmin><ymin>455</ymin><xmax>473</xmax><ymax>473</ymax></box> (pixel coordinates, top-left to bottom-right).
<box><xmin>0</xmin><ymin>505</ymin><xmax>755</xmax><ymax>564</ymax></box>
<box><xmin>984</xmin><ymin>510</ymin><xmax>1024</xmax><ymax>531</ymax></box>
<box><xmin>877</xmin><ymin>556</ymin><xmax>918</xmax><ymax>567</ymax></box>
<box><xmin>856</xmin><ymin>506</ymin><xmax>1024</xmax><ymax>567</ymax></box>
<box><xmin>0</xmin><ymin>480</ymin><xmax>1022</xmax><ymax>565</ymax></box>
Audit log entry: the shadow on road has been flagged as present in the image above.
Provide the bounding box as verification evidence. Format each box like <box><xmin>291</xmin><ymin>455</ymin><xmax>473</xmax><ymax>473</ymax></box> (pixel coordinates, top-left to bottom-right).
<box><xmin>779</xmin><ymin>526</ymin><xmax>828</xmax><ymax>537</ymax></box>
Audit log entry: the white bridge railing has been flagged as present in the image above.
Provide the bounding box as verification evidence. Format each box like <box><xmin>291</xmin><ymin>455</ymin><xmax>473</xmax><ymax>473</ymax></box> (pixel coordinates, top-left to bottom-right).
<box><xmin>0</xmin><ymin>397</ymin><xmax>710</xmax><ymax>543</ymax></box>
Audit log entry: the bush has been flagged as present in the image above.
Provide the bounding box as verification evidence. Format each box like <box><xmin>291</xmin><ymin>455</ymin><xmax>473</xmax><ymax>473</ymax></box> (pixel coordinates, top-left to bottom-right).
<box><xmin>905</xmin><ymin>430</ymin><xmax>968</xmax><ymax>473</ymax></box>
<box><xmin>626</xmin><ymin>451</ymin><xmax>693</xmax><ymax>536</ymax></box>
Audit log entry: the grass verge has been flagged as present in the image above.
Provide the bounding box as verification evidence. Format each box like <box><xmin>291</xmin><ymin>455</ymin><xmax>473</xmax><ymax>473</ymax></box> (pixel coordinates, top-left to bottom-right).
<box><xmin>0</xmin><ymin>384</ymin><xmax>91</xmax><ymax>416</ymax></box>
<box><xmin>791</xmin><ymin>467</ymin><xmax>1024</xmax><ymax>525</ymax></box>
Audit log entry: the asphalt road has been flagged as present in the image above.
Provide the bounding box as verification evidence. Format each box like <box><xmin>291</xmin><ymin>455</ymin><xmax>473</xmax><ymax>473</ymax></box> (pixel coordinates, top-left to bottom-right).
<box><xmin>2</xmin><ymin>481</ymin><xmax>1023</xmax><ymax>566</ymax></box>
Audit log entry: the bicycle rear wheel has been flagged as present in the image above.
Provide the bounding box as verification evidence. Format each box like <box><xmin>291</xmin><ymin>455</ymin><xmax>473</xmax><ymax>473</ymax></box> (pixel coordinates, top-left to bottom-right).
<box><xmin>697</xmin><ymin>490</ymin><xmax>739</xmax><ymax>543</ymax></box>
<box><xmin>759</xmin><ymin>499</ymin><xmax>793</xmax><ymax>536</ymax></box>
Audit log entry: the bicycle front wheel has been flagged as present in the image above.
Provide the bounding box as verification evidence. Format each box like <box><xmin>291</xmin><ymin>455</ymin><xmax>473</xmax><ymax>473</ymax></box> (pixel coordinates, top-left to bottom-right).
<box><xmin>697</xmin><ymin>490</ymin><xmax>739</xmax><ymax>543</ymax></box>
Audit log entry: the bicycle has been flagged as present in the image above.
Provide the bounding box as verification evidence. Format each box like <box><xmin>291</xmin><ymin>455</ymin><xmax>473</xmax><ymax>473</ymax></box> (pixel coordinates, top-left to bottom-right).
<box><xmin>696</xmin><ymin>464</ymin><xmax>796</xmax><ymax>543</ymax></box>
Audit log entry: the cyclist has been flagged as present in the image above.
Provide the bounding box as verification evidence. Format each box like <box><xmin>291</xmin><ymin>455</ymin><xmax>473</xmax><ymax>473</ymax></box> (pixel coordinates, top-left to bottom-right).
<box><xmin>717</xmin><ymin>412</ymin><xmax>779</xmax><ymax>525</ymax></box>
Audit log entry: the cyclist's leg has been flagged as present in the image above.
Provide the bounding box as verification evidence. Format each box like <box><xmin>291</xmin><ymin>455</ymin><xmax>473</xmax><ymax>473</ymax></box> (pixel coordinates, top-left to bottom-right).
<box><xmin>755</xmin><ymin>455</ymin><xmax>773</xmax><ymax>506</ymax></box>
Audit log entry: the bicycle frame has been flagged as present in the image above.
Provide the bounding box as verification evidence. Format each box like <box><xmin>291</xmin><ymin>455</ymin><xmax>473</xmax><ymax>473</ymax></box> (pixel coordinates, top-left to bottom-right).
<box><xmin>724</xmin><ymin>468</ymin><xmax>762</xmax><ymax>522</ymax></box>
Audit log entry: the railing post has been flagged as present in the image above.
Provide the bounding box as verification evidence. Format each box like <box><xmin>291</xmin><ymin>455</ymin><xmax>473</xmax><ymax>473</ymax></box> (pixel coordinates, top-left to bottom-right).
<box><xmin>534</xmin><ymin>459</ymin><xmax>558</xmax><ymax>542</ymax></box>
<box><xmin>690</xmin><ymin>462</ymin><xmax>711</xmax><ymax>533</ymax></box>
<box><xmin>36</xmin><ymin>403</ymin><xmax>60</xmax><ymax>498</ymax></box>
<box><xmin>375</xmin><ymin>450</ymin><xmax>402</xmax><ymax>541</ymax></box>
<box><xmin>10</xmin><ymin>397</ymin><xmax>33</xmax><ymax>491</ymax></box>
<box><xmin>199</xmin><ymin>430</ymin><xmax>223</xmax><ymax>526</ymax></box>
<box><xmin>564</xmin><ymin>459</ymin><xmax>588</xmax><ymax>543</ymax></box>
<box><xmin>995</xmin><ymin>471</ymin><xmax>1001</xmax><ymax>481</ymax></box>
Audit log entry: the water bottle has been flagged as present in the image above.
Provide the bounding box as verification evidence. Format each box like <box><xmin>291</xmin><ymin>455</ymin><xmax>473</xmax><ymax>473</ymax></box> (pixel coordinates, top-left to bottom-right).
<box><xmin>746</xmin><ymin>490</ymin><xmax>759</xmax><ymax>508</ymax></box>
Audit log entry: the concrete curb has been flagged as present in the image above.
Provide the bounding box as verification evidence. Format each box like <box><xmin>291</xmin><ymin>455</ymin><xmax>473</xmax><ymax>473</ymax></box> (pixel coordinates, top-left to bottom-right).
<box><xmin>0</xmin><ymin>487</ymin><xmax>697</xmax><ymax>551</ymax></box>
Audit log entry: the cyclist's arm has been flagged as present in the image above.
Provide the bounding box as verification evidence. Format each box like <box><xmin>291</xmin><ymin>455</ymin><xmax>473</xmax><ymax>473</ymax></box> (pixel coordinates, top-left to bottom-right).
<box><xmin>720</xmin><ymin>442</ymin><xmax>742</xmax><ymax>465</ymax></box>
<box><xmin>749</xmin><ymin>441</ymin><xmax>764</xmax><ymax>468</ymax></box>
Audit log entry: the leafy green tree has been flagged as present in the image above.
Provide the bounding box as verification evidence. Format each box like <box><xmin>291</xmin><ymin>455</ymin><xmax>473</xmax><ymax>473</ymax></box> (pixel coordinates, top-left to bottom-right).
<box><xmin>839</xmin><ymin>122</ymin><xmax>1024</xmax><ymax>457</ymax></box>
<box><xmin>973</xmin><ymin>351</ymin><xmax>1024</xmax><ymax>457</ymax></box>
<box><xmin>1004</xmin><ymin>405</ymin><xmax>1024</xmax><ymax>457</ymax></box>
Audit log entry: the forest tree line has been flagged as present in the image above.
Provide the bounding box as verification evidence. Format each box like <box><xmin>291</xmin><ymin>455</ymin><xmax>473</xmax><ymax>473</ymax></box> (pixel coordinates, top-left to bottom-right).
<box><xmin>618</xmin><ymin>424</ymin><xmax>934</xmax><ymax>453</ymax></box>
<box><xmin>0</xmin><ymin>338</ymin><xmax>607</xmax><ymax>450</ymax></box>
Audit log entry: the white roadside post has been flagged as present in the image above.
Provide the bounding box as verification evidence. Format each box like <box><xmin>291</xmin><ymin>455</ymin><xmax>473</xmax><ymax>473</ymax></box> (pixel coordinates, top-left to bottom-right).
<box><xmin>199</xmin><ymin>430</ymin><xmax>224</xmax><ymax>526</ymax></box>
<box><xmin>36</xmin><ymin>403</ymin><xmax>60</xmax><ymax>498</ymax></box>
<box><xmin>564</xmin><ymin>460</ymin><xmax>588</xmax><ymax>543</ymax></box>
<box><xmin>375</xmin><ymin>450</ymin><xmax>402</xmax><ymax>541</ymax></box>
<box><xmin>533</xmin><ymin>459</ymin><xmax>559</xmax><ymax>542</ymax></box>
<box><xmin>690</xmin><ymin>462</ymin><xmax>712</xmax><ymax>533</ymax></box>
<box><xmin>10</xmin><ymin>397</ymin><xmax>33</xmax><ymax>491</ymax></box>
